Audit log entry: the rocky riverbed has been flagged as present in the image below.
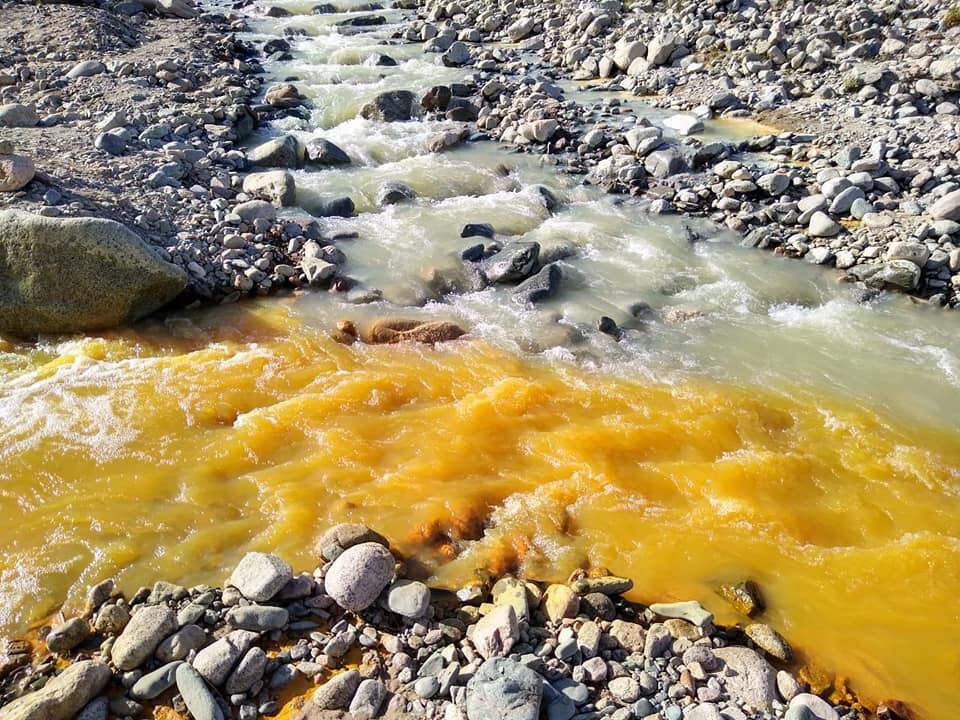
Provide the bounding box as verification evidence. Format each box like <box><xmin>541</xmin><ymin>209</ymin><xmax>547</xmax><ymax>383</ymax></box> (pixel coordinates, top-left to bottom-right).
<box><xmin>0</xmin><ymin>522</ymin><xmax>896</xmax><ymax>720</ymax></box>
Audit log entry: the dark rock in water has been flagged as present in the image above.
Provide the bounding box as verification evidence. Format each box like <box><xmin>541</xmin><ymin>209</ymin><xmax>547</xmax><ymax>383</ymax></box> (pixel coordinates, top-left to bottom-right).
<box><xmin>628</xmin><ymin>302</ymin><xmax>657</xmax><ymax>322</ymax></box>
<box><xmin>360</xmin><ymin>90</ymin><xmax>416</xmax><ymax>122</ymax></box>
<box><xmin>338</xmin><ymin>15</ymin><xmax>386</xmax><ymax>27</ymax></box>
<box><xmin>262</xmin><ymin>38</ymin><xmax>290</xmax><ymax>56</ymax></box>
<box><xmin>719</xmin><ymin>580</ymin><xmax>765</xmax><ymax>617</ymax></box>
<box><xmin>265</xmin><ymin>5</ymin><xmax>290</xmax><ymax>16</ymax></box>
<box><xmin>305</xmin><ymin>138</ymin><xmax>351</xmax><ymax>166</ymax></box>
<box><xmin>445</xmin><ymin>97</ymin><xmax>479</xmax><ymax>121</ymax></box>
<box><xmin>598</xmin><ymin>316</ymin><xmax>622</xmax><ymax>339</ymax></box>
<box><xmin>513</xmin><ymin>263</ymin><xmax>561</xmax><ymax>304</ymax></box>
<box><xmin>376</xmin><ymin>181</ymin><xmax>415</xmax><ymax>206</ymax></box>
<box><xmin>461</xmin><ymin>223</ymin><xmax>495</xmax><ymax>239</ymax></box>
<box><xmin>421</xmin><ymin>85</ymin><xmax>452</xmax><ymax>112</ymax></box>
<box><xmin>355</xmin><ymin>2</ymin><xmax>384</xmax><ymax>9</ymax></box>
<box><xmin>530</xmin><ymin>184</ymin><xmax>559</xmax><ymax>212</ymax></box>
<box><xmin>247</xmin><ymin>134</ymin><xmax>304</xmax><ymax>168</ymax></box>
<box><xmin>365</xmin><ymin>318</ymin><xmax>466</xmax><ymax>345</ymax></box>
<box><xmin>579</xmin><ymin>592</ymin><xmax>616</xmax><ymax>621</ymax></box>
<box><xmin>481</xmin><ymin>241</ymin><xmax>540</xmax><ymax>284</ymax></box>
<box><xmin>539</xmin><ymin>243</ymin><xmax>576</xmax><ymax>264</ymax></box>
<box><xmin>450</xmin><ymin>83</ymin><xmax>472</xmax><ymax>97</ymax></box>
<box><xmin>466</xmin><ymin>657</ymin><xmax>542</xmax><ymax>720</ymax></box>
<box><xmin>461</xmin><ymin>244</ymin><xmax>485</xmax><ymax>262</ymax></box>
<box><xmin>312</xmin><ymin>3</ymin><xmax>337</xmax><ymax>12</ymax></box>
<box><xmin>310</xmin><ymin>196</ymin><xmax>355</xmax><ymax>218</ymax></box>
<box><xmin>0</xmin><ymin>210</ymin><xmax>186</xmax><ymax>336</ymax></box>
<box><xmin>371</xmin><ymin>53</ymin><xmax>397</xmax><ymax>66</ymax></box>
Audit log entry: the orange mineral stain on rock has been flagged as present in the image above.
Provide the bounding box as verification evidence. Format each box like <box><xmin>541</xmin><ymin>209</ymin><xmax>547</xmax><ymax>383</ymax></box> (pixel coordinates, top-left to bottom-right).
<box><xmin>0</xmin><ymin>301</ymin><xmax>959</xmax><ymax>719</ymax></box>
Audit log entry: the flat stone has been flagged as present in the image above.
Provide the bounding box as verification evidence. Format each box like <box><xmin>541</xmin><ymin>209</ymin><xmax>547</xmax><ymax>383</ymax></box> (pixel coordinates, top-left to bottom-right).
<box><xmin>649</xmin><ymin>601</ymin><xmax>713</xmax><ymax>628</ymax></box>
<box><xmin>228</xmin><ymin>552</ymin><xmax>292</xmax><ymax>602</ymax></box>
<box><xmin>112</xmin><ymin>605</ymin><xmax>177</xmax><ymax>671</ymax></box>
<box><xmin>175</xmin><ymin>663</ymin><xmax>222</xmax><ymax>720</ymax></box>
<box><xmin>466</xmin><ymin>657</ymin><xmax>542</xmax><ymax>720</ymax></box>
<box><xmin>325</xmin><ymin>542</ymin><xmax>395</xmax><ymax>611</ymax></box>
<box><xmin>570</xmin><ymin>576</ymin><xmax>633</xmax><ymax>596</ymax></box>
<box><xmin>305</xmin><ymin>138</ymin><xmax>351</xmax><ymax>166</ymax></box>
<box><xmin>227</xmin><ymin>605</ymin><xmax>288</xmax><ymax>632</ymax></box>
<box><xmin>663</xmin><ymin>114</ymin><xmax>703</xmax><ymax>135</ymax></box>
<box><xmin>67</xmin><ymin>61</ymin><xmax>106</xmax><ymax>78</ymax></box>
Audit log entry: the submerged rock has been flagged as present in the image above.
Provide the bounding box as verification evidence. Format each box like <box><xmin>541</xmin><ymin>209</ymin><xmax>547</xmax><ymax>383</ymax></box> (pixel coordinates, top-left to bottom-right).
<box><xmin>719</xmin><ymin>581</ymin><xmax>765</xmax><ymax>617</ymax></box>
<box><xmin>480</xmin><ymin>241</ymin><xmax>540</xmax><ymax>283</ymax></box>
<box><xmin>364</xmin><ymin>318</ymin><xmax>466</xmax><ymax>344</ymax></box>
<box><xmin>0</xmin><ymin>210</ymin><xmax>187</xmax><ymax>336</ymax></box>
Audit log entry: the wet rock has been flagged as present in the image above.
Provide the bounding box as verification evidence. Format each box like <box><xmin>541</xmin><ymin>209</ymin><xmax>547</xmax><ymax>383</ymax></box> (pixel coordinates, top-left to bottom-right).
<box><xmin>225</xmin><ymin>647</ymin><xmax>267</xmax><ymax>694</ymax></box>
<box><xmin>325</xmin><ymin>542</ymin><xmax>396</xmax><ymax>611</ymax></box>
<box><xmin>365</xmin><ymin>318</ymin><xmax>466</xmax><ymax>344</ymax></box>
<box><xmin>461</xmin><ymin>223</ymin><xmax>495</xmax><ymax>239</ymax></box>
<box><xmin>0</xmin><ymin>154</ymin><xmax>35</xmax><ymax>191</ymax></box>
<box><xmin>93</xmin><ymin>604</ymin><xmax>130</xmax><ymax>635</ymax></box>
<box><xmin>243</xmin><ymin>171</ymin><xmax>296</xmax><ymax>206</ymax></box>
<box><xmin>248</xmin><ymin>135</ymin><xmax>303</xmax><ymax>168</ymax></box>
<box><xmin>746</xmin><ymin>623</ymin><xmax>792</xmax><ymax>661</ymax></box>
<box><xmin>46</xmin><ymin>618</ymin><xmax>90</xmax><ymax>653</ymax></box>
<box><xmin>713</xmin><ymin>646</ymin><xmax>777</xmax><ymax>709</ymax></box>
<box><xmin>360</xmin><ymin>90</ymin><xmax>416</xmax><ymax>122</ymax></box>
<box><xmin>130</xmin><ymin>661</ymin><xmax>182</xmax><ymax>700</ymax></box>
<box><xmin>386</xmin><ymin>579</ymin><xmax>431</xmax><ymax>618</ymax></box>
<box><xmin>192</xmin><ymin>630</ymin><xmax>259</xmax><ymax>686</ymax></box>
<box><xmin>513</xmin><ymin>263</ymin><xmax>561</xmax><ymax>304</ymax></box>
<box><xmin>0</xmin><ymin>210</ymin><xmax>186</xmax><ymax>336</ymax></box>
<box><xmin>265</xmin><ymin>83</ymin><xmax>303</xmax><ymax>108</ymax></box>
<box><xmin>176</xmin><ymin>663</ymin><xmax>221</xmax><ymax>720</ymax></box>
<box><xmin>309</xmin><ymin>196</ymin><xmax>355</xmax><ymax>217</ymax></box>
<box><xmin>466</xmin><ymin>657</ymin><xmax>541</xmax><ymax>720</ymax></box>
<box><xmin>421</xmin><ymin>85</ymin><xmax>452</xmax><ymax>112</ymax></box>
<box><xmin>719</xmin><ymin>581</ymin><xmax>765</xmax><ymax>617</ymax></box>
<box><xmin>226</xmin><ymin>605</ymin><xmax>289</xmax><ymax>632</ymax></box>
<box><xmin>472</xmin><ymin>604</ymin><xmax>519</xmax><ymax>659</ymax></box>
<box><xmin>663</xmin><ymin>114</ymin><xmax>703</xmax><ymax>135</ymax></box>
<box><xmin>316</xmin><ymin>523</ymin><xmax>388</xmax><ymax>559</ymax></box>
<box><xmin>305</xmin><ymin>138</ymin><xmax>351</xmax><ymax>166</ymax></box>
<box><xmin>112</xmin><ymin>605</ymin><xmax>177</xmax><ymax>671</ymax></box>
<box><xmin>0</xmin><ymin>104</ymin><xmax>39</xmax><ymax>128</ymax></box>
<box><xmin>313</xmin><ymin>669</ymin><xmax>361</xmax><ymax>710</ymax></box>
<box><xmin>228</xmin><ymin>552</ymin><xmax>293</xmax><ymax>602</ymax></box>
<box><xmin>649</xmin><ymin>600</ymin><xmax>713</xmax><ymax>628</ymax></box>
<box><xmin>481</xmin><ymin>241</ymin><xmax>540</xmax><ymax>283</ymax></box>
<box><xmin>376</xmin><ymin>181</ymin><xmax>416</xmax><ymax>206</ymax></box>
<box><xmin>570</xmin><ymin>575</ymin><xmax>632</xmax><ymax>595</ymax></box>
<box><xmin>0</xmin><ymin>660</ymin><xmax>110</xmax><ymax>720</ymax></box>
<box><xmin>156</xmin><ymin>624</ymin><xmax>207</xmax><ymax>662</ymax></box>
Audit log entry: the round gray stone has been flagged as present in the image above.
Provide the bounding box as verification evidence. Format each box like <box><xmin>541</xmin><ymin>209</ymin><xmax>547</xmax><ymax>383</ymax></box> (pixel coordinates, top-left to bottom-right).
<box><xmin>325</xmin><ymin>542</ymin><xmax>395</xmax><ymax>612</ymax></box>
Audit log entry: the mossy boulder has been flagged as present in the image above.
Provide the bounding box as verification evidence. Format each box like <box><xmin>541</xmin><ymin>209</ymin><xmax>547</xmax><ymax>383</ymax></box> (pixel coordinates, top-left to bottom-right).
<box><xmin>0</xmin><ymin>210</ymin><xmax>187</xmax><ymax>336</ymax></box>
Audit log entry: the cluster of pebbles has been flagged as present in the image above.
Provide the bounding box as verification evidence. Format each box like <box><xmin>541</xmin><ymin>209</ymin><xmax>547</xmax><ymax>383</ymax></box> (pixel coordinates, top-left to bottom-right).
<box><xmin>0</xmin><ymin>524</ymin><xmax>901</xmax><ymax>720</ymax></box>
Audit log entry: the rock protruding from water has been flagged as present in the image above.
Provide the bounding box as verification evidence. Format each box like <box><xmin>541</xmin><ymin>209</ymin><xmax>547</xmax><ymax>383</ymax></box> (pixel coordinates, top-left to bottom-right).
<box><xmin>360</xmin><ymin>90</ymin><xmax>416</xmax><ymax>122</ymax></box>
<box><xmin>324</xmin><ymin>542</ymin><xmax>396</xmax><ymax>611</ymax></box>
<box><xmin>228</xmin><ymin>552</ymin><xmax>292</xmax><ymax>602</ymax></box>
<box><xmin>0</xmin><ymin>660</ymin><xmax>110</xmax><ymax>720</ymax></box>
<box><xmin>0</xmin><ymin>210</ymin><xmax>187</xmax><ymax>336</ymax></box>
<box><xmin>466</xmin><ymin>657</ymin><xmax>542</xmax><ymax>720</ymax></box>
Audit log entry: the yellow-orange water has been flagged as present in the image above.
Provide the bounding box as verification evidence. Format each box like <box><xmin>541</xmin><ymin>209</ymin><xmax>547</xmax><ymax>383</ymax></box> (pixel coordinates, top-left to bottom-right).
<box><xmin>1</xmin><ymin>302</ymin><xmax>959</xmax><ymax>718</ymax></box>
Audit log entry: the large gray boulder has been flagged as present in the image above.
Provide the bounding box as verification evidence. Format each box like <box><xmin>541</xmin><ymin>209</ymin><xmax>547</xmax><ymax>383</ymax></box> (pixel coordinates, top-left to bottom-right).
<box><xmin>0</xmin><ymin>660</ymin><xmax>110</xmax><ymax>720</ymax></box>
<box><xmin>0</xmin><ymin>210</ymin><xmax>186</xmax><ymax>336</ymax></box>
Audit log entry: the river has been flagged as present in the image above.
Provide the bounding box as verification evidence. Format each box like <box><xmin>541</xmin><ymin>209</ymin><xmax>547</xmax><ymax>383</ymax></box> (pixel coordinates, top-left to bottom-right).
<box><xmin>1</xmin><ymin>1</ymin><xmax>959</xmax><ymax>718</ymax></box>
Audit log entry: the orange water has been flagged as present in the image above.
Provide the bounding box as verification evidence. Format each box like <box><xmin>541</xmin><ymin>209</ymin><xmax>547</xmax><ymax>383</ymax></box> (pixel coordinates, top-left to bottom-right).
<box><xmin>0</xmin><ymin>302</ymin><xmax>958</xmax><ymax>717</ymax></box>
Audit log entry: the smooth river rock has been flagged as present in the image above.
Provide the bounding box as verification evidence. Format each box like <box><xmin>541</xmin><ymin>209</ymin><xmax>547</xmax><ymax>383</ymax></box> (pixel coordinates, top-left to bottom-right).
<box><xmin>192</xmin><ymin>629</ymin><xmax>259</xmax><ymax>686</ymax></box>
<box><xmin>0</xmin><ymin>660</ymin><xmax>110</xmax><ymax>720</ymax></box>
<box><xmin>0</xmin><ymin>154</ymin><xmax>35</xmax><ymax>192</ymax></box>
<box><xmin>386</xmin><ymin>579</ymin><xmax>431</xmax><ymax>618</ymax></box>
<box><xmin>129</xmin><ymin>661</ymin><xmax>182</xmax><ymax>700</ymax></box>
<box><xmin>228</xmin><ymin>552</ymin><xmax>292</xmax><ymax>602</ymax></box>
<box><xmin>712</xmin><ymin>646</ymin><xmax>777</xmax><ymax>709</ymax></box>
<box><xmin>472</xmin><ymin>604</ymin><xmax>519</xmax><ymax>659</ymax></box>
<box><xmin>176</xmin><ymin>663</ymin><xmax>223</xmax><ymax>720</ymax></box>
<box><xmin>325</xmin><ymin>542</ymin><xmax>396</xmax><ymax>611</ymax></box>
<box><xmin>0</xmin><ymin>210</ymin><xmax>187</xmax><ymax>335</ymax></box>
<box><xmin>111</xmin><ymin>605</ymin><xmax>177</xmax><ymax>671</ymax></box>
<box><xmin>45</xmin><ymin>617</ymin><xmax>90</xmax><ymax>653</ymax></box>
<box><xmin>466</xmin><ymin>657</ymin><xmax>542</xmax><ymax>720</ymax></box>
<box><xmin>226</xmin><ymin>604</ymin><xmax>289</xmax><ymax>631</ymax></box>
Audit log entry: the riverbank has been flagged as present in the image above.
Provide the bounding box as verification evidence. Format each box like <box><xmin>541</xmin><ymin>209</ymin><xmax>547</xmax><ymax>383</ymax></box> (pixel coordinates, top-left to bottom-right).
<box><xmin>0</xmin><ymin>522</ymin><xmax>880</xmax><ymax>720</ymax></box>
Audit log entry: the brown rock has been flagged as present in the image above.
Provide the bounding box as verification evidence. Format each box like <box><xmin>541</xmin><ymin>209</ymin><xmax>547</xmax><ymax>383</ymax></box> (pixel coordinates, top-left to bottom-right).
<box><xmin>265</xmin><ymin>83</ymin><xmax>303</xmax><ymax>107</ymax></box>
<box><xmin>363</xmin><ymin>318</ymin><xmax>466</xmax><ymax>344</ymax></box>
<box><xmin>542</xmin><ymin>584</ymin><xmax>579</xmax><ymax>623</ymax></box>
<box><xmin>745</xmin><ymin>623</ymin><xmax>792</xmax><ymax>662</ymax></box>
<box><xmin>718</xmin><ymin>580</ymin><xmax>765</xmax><ymax>617</ymax></box>
<box><xmin>0</xmin><ymin>154</ymin><xmax>34</xmax><ymax>192</ymax></box>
